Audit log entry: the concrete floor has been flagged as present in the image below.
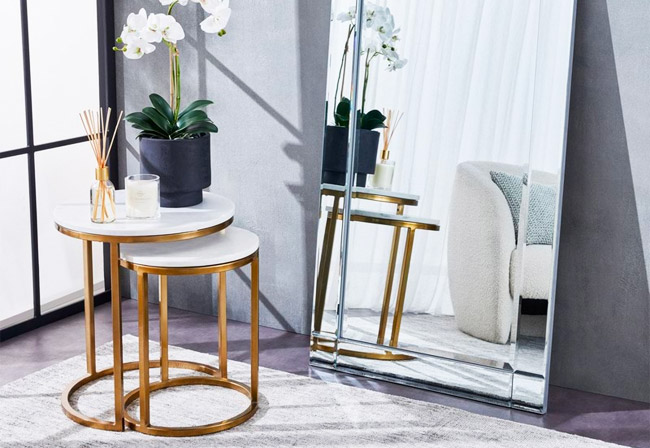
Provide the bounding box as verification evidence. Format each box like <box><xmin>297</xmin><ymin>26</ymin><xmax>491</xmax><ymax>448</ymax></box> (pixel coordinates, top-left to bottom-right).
<box><xmin>1</xmin><ymin>299</ymin><xmax>649</xmax><ymax>447</ymax></box>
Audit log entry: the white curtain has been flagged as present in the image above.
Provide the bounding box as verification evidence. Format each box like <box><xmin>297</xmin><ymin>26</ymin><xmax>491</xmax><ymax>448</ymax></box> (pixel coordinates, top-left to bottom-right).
<box><xmin>324</xmin><ymin>0</ymin><xmax>572</xmax><ymax>314</ymax></box>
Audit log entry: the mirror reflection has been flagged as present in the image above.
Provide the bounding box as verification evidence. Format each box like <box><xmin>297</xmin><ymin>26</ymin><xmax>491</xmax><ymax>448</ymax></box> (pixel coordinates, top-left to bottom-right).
<box><xmin>312</xmin><ymin>0</ymin><xmax>574</xmax><ymax>412</ymax></box>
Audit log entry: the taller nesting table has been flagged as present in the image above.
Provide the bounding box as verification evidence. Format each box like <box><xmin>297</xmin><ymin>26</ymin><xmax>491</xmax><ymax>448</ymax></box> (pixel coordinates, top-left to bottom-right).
<box><xmin>53</xmin><ymin>191</ymin><xmax>235</xmax><ymax>431</ymax></box>
<box><xmin>313</xmin><ymin>184</ymin><xmax>421</xmax><ymax>351</ymax></box>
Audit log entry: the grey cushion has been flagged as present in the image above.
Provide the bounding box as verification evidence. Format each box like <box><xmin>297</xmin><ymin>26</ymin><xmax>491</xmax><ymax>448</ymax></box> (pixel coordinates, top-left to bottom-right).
<box><xmin>489</xmin><ymin>171</ymin><xmax>556</xmax><ymax>245</ymax></box>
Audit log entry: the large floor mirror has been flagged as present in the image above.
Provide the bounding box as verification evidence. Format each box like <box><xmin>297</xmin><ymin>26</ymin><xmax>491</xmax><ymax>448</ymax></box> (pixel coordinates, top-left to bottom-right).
<box><xmin>310</xmin><ymin>0</ymin><xmax>576</xmax><ymax>413</ymax></box>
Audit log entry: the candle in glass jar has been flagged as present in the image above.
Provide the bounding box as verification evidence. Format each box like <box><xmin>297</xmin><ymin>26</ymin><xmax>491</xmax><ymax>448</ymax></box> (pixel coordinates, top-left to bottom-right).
<box><xmin>372</xmin><ymin>160</ymin><xmax>395</xmax><ymax>190</ymax></box>
<box><xmin>125</xmin><ymin>174</ymin><xmax>160</xmax><ymax>219</ymax></box>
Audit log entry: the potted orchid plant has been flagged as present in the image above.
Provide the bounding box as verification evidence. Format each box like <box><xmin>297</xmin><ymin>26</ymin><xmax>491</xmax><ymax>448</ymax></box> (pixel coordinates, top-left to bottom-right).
<box><xmin>114</xmin><ymin>0</ymin><xmax>231</xmax><ymax>207</ymax></box>
<box><xmin>322</xmin><ymin>2</ymin><xmax>407</xmax><ymax>187</ymax></box>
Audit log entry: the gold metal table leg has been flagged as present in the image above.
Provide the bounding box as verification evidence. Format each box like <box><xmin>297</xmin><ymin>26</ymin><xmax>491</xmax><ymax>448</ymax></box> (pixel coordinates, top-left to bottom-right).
<box><xmin>377</xmin><ymin>204</ymin><xmax>404</xmax><ymax>345</ymax></box>
<box><xmin>389</xmin><ymin>228</ymin><xmax>415</xmax><ymax>347</ymax></box>
<box><xmin>251</xmin><ymin>255</ymin><xmax>259</xmax><ymax>403</ymax></box>
<box><xmin>313</xmin><ymin>195</ymin><xmax>341</xmax><ymax>333</ymax></box>
<box><xmin>218</xmin><ymin>271</ymin><xmax>228</xmax><ymax>378</ymax></box>
<box><xmin>159</xmin><ymin>275</ymin><xmax>169</xmax><ymax>382</ymax></box>
<box><xmin>82</xmin><ymin>240</ymin><xmax>96</xmax><ymax>375</ymax></box>
<box><xmin>110</xmin><ymin>242</ymin><xmax>124</xmax><ymax>431</ymax></box>
<box><xmin>137</xmin><ymin>272</ymin><xmax>150</xmax><ymax>427</ymax></box>
<box><xmin>60</xmin><ymin>242</ymin><xmax>126</xmax><ymax>431</ymax></box>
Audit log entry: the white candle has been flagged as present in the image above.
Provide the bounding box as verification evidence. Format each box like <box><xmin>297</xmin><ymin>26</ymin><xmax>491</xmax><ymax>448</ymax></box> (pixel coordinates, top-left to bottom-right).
<box><xmin>372</xmin><ymin>160</ymin><xmax>395</xmax><ymax>190</ymax></box>
<box><xmin>125</xmin><ymin>175</ymin><xmax>160</xmax><ymax>219</ymax></box>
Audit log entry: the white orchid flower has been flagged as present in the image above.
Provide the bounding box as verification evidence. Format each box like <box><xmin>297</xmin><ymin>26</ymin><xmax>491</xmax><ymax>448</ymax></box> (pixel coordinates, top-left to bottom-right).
<box><xmin>364</xmin><ymin>4</ymin><xmax>387</xmax><ymax>29</ymax></box>
<box><xmin>200</xmin><ymin>0</ymin><xmax>231</xmax><ymax>34</ymax></box>
<box><xmin>362</xmin><ymin>33</ymin><xmax>382</xmax><ymax>54</ymax></box>
<box><xmin>123</xmin><ymin>38</ymin><xmax>156</xmax><ymax>60</ymax></box>
<box><xmin>142</xmin><ymin>13</ymin><xmax>165</xmax><ymax>43</ymax></box>
<box><xmin>375</xmin><ymin>11</ymin><xmax>395</xmax><ymax>41</ymax></box>
<box><xmin>336</xmin><ymin>6</ymin><xmax>355</xmax><ymax>22</ymax></box>
<box><xmin>192</xmin><ymin>0</ymin><xmax>220</xmax><ymax>14</ymax></box>
<box><xmin>142</xmin><ymin>13</ymin><xmax>185</xmax><ymax>44</ymax></box>
<box><xmin>159</xmin><ymin>0</ymin><xmax>189</xmax><ymax>5</ymax></box>
<box><xmin>387</xmin><ymin>58</ymin><xmax>407</xmax><ymax>72</ymax></box>
<box><xmin>120</xmin><ymin>8</ymin><xmax>147</xmax><ymax>44</ymax></box>
<box><xmin>161</xmin><ymin>17</ymin><xmax>185</xmax><ymax>43</ymax></box>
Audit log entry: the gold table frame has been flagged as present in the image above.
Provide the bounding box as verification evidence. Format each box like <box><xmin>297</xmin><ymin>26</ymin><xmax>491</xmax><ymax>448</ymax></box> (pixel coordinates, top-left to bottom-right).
<box><xmin>55</xmin><ymin>217</ymin><xmax>233</xmax><ymax>433</ymax></box>
<box><xmin>120</xmin><ymin>250</ymin><xmax>259</xmax><ymax>437</ymax></box>
<box><xmin>313</xmin><ymin>185</ymin><xmax>439</xmax><ymax>359</ymax></box>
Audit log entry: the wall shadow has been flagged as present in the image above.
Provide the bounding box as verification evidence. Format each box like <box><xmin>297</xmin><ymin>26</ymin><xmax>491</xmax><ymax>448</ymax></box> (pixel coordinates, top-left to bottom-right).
<box><xmin>175</xmin><ymin>2</ymin><xmax>330</xmax><ymax>334</ymax></box>
<box><xmin>552</xmin><ymin>0</ymin><xmax>650</xmax><ymax>402</ymax></box>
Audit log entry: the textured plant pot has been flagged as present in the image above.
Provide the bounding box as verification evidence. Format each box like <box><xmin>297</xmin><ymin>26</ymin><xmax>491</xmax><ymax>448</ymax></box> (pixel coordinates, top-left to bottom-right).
<box><xmin>321</xmin><ymin>125</ymin><xmax>380</xmax><ymax>187</ymax></box>
<box><xmin>139</xmin><ymin>134</ymin><xmax>211</xmax><ymax>207</ymax></box>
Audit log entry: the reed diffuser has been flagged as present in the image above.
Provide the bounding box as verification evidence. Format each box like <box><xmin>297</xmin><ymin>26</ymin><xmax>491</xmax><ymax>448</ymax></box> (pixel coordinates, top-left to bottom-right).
<box><xmin>372</xmin><ymin>109</ymin><xmax>403</xmax><ymax>190</ymax></box>
<box><xmin>80</xmin><ymin>108</ymin><xmax>123</xmax><ymax>223</ymax></box>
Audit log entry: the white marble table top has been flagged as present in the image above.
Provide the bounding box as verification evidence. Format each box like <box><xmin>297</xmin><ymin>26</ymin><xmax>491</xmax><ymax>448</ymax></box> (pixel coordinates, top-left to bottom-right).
<box><xmin>121</xmin><ymin>227</ymin><xmax>259</xmax><ymax>268</ymax></box>
<box><xmin>321</xmin><ymin>183</ymin><xmax>420</xmax><ymax>203</ymax></box>
<box><xmin>54</xmin><ymin>190</ymin><xmax>235</xmax><ymax>239</ymax></box>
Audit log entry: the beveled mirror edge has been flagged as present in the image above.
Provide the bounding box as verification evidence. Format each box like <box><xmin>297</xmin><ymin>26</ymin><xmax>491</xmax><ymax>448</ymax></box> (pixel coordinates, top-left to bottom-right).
<box><xmin>538</xmin><ymin>0</ymin><xmax>578</xmax><ymax>415</ymax></box>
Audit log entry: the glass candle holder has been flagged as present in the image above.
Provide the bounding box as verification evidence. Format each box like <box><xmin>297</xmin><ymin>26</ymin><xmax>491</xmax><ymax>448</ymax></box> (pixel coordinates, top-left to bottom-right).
<box><xmin>372</xmin><ymin>160</ymin><xmax>395</xmax><ymax>190</ymax></box>
<box><xmin>90</xmin><ymin>167</ymin><xmax>116</xmax><ymax>223</ymax></box>
<box><xmin>125</xmin><ymin>174</ymin><xmax>160</xmax><ymax>219</ymax></box>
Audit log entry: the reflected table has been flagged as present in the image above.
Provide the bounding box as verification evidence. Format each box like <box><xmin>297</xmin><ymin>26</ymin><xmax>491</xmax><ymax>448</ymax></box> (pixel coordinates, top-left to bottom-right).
<box><xmin>314</xmin><ymin>184</ymin><xmax>439</xmax><ymax>357</ymax></box>
<box><xmin>53</xmin><ymin>191</ymin><xmax>234</xmax><ymax>432</ymax></box>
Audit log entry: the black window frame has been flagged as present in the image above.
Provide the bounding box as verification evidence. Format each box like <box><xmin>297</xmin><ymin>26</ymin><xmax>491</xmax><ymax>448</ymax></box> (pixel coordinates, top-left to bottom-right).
<box><xmin>0</xmin><ymin>0</ymin><xmax>117</xmax><ymax>341</ymax></box>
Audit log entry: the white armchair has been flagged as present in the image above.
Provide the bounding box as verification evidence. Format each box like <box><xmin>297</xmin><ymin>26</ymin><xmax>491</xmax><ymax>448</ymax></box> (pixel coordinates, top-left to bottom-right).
<box><xmin>447</xmin><ymin>161</ymin><xmax>555</xmax><ymax>344</ymax></box>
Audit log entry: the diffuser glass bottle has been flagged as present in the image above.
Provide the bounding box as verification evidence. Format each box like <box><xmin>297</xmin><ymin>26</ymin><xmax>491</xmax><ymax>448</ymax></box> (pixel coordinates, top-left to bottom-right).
<box><xmin>90</xmin><ymin>167</ymin><xmax>116</xmax><ymax>223</ymax></box>
<box><xmin>372</xmin><ymin>109</ymin><xmax>403</xmax><ymax>190</ymax></box>
<box><xmin>81</xmin><ymin>107</ymin><xmax>122</xmax><ymax>224</ymax></box>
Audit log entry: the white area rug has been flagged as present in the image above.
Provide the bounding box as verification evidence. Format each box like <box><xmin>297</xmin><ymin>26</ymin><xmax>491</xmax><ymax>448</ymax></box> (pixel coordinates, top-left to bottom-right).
<box><xmin>0</xmin><ymin>335</ymin><xmax>618</xmax><ymax>447</ymax></box>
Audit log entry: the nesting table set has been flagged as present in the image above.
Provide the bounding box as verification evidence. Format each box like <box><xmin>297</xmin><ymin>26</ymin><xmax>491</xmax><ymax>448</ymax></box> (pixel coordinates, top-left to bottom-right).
<box><xmin>53</xmin><ymin>191</ymin><xmax>260</xmax><ymax>437</ymax></box>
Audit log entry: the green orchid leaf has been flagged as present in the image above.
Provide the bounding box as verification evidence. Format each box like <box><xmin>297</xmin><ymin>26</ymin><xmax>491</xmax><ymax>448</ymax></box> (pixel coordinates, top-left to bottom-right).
<box><xmin>149</xmin><ymin>94</ymin><xmax>175</xmax><ymax>124</ymax></box>
<box><xmin>142</xmin><ymin>107</ymin><xmax>174</xmax><ymax>134</ymax></box>
<box><xmin>334</xmin><ymin>97</ymin><xmax>351</xmax><ymax>127</ymax></box>
<box><xmin>125</xmin><ymin>113</ymin><xmax>159</xmax><ymax>131</ymax></box>
<box><xmin>176</xmin><ymin>110</ymin><xmax>209</xmax><ymax>131</ymax></box>
<box><xmin>178</xmin><ymin>100</ymin><xmax>213</xmax><ymax>119</ymax></box>
<box><xmin>127</xmin><ymin>96</ymin><xmax>219</xmax><ymax>140</ymax></box>
<box><xmin>360</xmin><ymin>109</ymin><xmax>386</xmax><ymax>130</ymax></box>
<box><xmin>185</xmin><ymin>122</ymin><xmax>219</xmax><ymax>134</ymax></box>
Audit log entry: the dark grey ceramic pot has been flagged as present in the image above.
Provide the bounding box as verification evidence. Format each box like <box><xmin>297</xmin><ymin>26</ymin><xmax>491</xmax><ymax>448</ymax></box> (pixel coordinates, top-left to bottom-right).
<box><xmin>321</xmin><ymin>125</ymin><xmax>380</xmax><ymax>187</ymax></box>
<box><xmin>139</xmin><ymin>134</ymin><xmax>211</xmax><ymax>207</ymax></box>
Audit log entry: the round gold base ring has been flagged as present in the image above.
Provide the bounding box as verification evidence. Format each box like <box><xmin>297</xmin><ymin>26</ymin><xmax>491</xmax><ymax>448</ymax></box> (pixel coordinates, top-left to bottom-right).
<box><xmin>61</xmin><ymin>359</ymin><xmax>221</xmax><ymax>431</ymax></box>
<box><xmin>123</xmin><ymin>376</ymin><xmax>257</xmax><ymax>437</ymax></box>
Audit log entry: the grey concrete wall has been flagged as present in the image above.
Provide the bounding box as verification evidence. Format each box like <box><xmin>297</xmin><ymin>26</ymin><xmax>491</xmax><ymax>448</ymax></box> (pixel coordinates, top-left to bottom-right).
<box><xmin>115</xmin><ymin>0</ymin><xmax>330</xmax><ymax>334</ymax></box>
<box><xmin>551</xmin><ymin>0</ymin><xmax>650</xmax><ymax>403</ymax></box>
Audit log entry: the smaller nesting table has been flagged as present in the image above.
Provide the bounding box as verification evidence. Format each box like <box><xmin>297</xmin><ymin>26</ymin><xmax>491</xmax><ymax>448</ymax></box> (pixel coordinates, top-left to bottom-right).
<box><xmin>120</xmin><ymin>227</ymin><xmax>260</xmax><ymax>436</ymax></box>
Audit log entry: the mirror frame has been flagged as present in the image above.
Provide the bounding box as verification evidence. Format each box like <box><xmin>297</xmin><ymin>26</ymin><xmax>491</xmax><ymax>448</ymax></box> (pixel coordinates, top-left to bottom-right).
<box><xmin>310</xmin><ymin>0</ymin><xmax>577</xmax><ymax>414</ymax></box>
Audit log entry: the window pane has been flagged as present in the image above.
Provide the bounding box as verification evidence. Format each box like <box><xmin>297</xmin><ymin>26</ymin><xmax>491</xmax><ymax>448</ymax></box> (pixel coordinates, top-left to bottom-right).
<box><xmin>28</xmin><ymin>0</ymin><xmax>99</xmax><ymax>145</ymax></box>
<box><xmin>0</xmin><ymin>1</ymin><xmax>27</xmax><ymax>152</ymax></box>
<box><xmin>0</xmin><ymin>156</ymin><xmax>34</xmax><ymax>328</ymax></box>
<box><xmin>36</xmin><ymin>143</ymin><xmax>105</xmax><ymax>312</ymax></box>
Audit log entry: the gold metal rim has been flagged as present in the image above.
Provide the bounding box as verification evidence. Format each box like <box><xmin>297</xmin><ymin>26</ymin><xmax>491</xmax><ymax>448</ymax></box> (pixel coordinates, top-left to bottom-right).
<box><xmin>120</xmin><ymin>251</ymin><xmax>259</xmax><ymax>276</ymax></box>
<box><xmin>123</xmin><ymin>376</ymin><xmax>258</xmax><ymax>437</ymax></box>
<box><xmin>55</xmin><ymin>216</ymin><xmax>234</xmax><ymax>243</ymax></box>
<box><xmin>310</xmin><ymin>341</ymin><xmax>415</xmax><ymax>361</ymax></box>
<box><xmin>61</xmin><ymin>359</ymin><xmax>221</xmax><ymax>431</ymax></box>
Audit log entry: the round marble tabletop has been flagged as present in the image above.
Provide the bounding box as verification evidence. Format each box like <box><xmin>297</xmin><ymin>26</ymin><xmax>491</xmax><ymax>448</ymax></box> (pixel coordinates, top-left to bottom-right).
<box><xmin>54</xmin><ymin>190</ymin><xmax>235</xmax><ymax>243</ymax></box>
